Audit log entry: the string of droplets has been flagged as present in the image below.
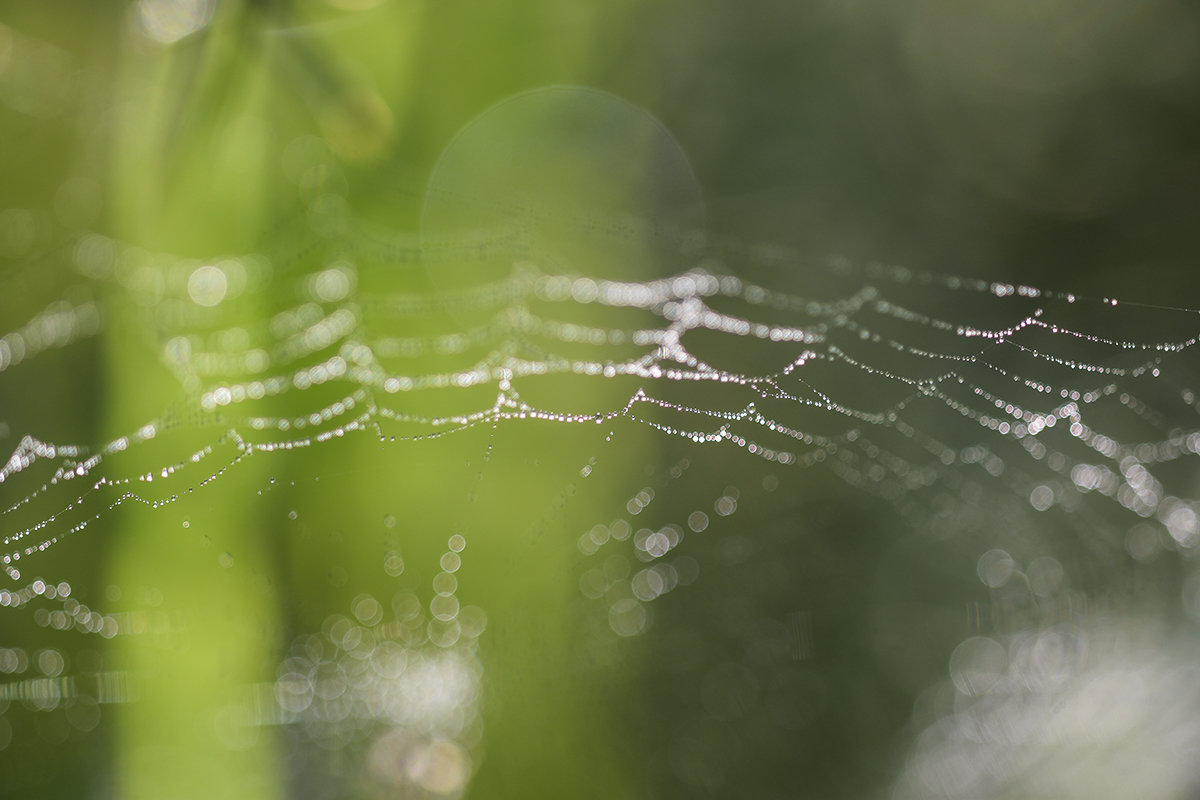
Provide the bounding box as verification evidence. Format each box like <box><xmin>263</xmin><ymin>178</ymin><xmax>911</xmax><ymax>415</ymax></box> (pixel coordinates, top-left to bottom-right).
<box><xmin>0</xmin><ymin>342</ymin><xmax>1181</xmax><ymax>556</ymax></box>
<box><xmin>4</xmin><ymin>227</ymin><xmax>1200</xmax><ymax>584</ymax></box>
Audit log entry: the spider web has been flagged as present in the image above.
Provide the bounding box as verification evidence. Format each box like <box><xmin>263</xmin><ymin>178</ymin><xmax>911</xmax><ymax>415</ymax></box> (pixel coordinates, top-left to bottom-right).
<box><xmin>2</xmin><ymin>28</ymin><xmax>1199</xmax><ymax>797</ymax></box>
<box><xmin>3</xmin><ymin>202</ymin><xmax>1200</xmax><ymax>796</ymax></box>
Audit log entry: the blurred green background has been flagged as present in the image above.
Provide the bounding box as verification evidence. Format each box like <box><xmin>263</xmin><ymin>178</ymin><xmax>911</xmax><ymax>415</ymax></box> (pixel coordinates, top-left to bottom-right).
<box><xmin>3</xmin><ymin>1</ymin><xmax>1200</xmax><ymax>799</ymax></box>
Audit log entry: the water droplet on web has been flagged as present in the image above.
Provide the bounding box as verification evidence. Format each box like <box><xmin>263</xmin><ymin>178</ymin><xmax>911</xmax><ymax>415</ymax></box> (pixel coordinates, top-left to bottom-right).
<box><xmin>352</xmin><ymin>593</ymin><xmax>382</xmax><ymax>626</ymax></box>
<box><xmin>383</xmin><ymin>551</ymin><xmax>404</xmax><ymax>577</ymax></box>
<box><xmin>608</xmin><ymin>598</ymin><xmax>647</xmax><ymax>637</ymax></box>
<box><xmin>1029</xmin><ymin>485</ymin><xmax>1054</xmax><ymax>511</ymax></box>
<box><xmin>432</xmin><ymin>571</ymin><xmax>458</xmax><ymax>596</ymax></box>
<box><xmin>977</xmin><ymin>549</ymin><xmax>1014</xmax><ymax>589</ymax></box>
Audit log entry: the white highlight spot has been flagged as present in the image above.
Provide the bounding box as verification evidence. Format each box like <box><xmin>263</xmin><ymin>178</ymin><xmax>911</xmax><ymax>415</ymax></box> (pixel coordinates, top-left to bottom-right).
<box><xmin>188</xmin><ymin>264</ymin><xmax>228</xmax><ymax>307</ymax></box>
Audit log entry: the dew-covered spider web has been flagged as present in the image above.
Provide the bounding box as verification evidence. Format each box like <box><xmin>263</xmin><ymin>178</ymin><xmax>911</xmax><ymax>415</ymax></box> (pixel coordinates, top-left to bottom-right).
<box><xmin>3</xmin><ymin>49</ymin><xmax>1200</xmax><ymax>800</ymax></box>
<box><xmin>7</xmin><ymin>205</ymin><xmax>1200</xmax><ymax>796</ymax></box>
